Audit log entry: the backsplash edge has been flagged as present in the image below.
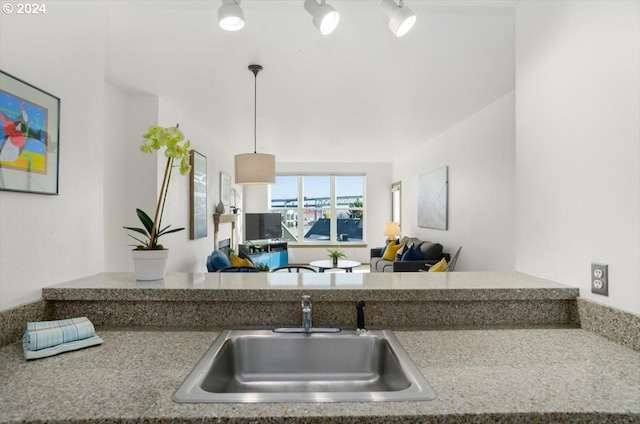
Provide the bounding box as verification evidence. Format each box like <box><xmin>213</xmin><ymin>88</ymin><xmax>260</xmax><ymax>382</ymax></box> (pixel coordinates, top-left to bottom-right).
<box><xmin>0</xmin><ymin>300</ymin><xmax>48</xmax><ymax>347</ymax></box>
<box><xmin>3</xmin><ymin>297</ymin><xmax>639</xmax><ymax>352</ymax></box>
<box><xmin>577</xmin><ymin>298</ymin><xmax>640</xmax><ymax>352</ymax></box>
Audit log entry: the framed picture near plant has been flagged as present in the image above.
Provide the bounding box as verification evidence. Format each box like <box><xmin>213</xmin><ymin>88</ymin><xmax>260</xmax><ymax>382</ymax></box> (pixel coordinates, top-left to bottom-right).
<box><xmin>418</xmin><ymin>166</ymin><xmax>448</xmax><ymax>230</ymax></box>
<box><xmin>220</xmin><ymin>172</ymin><xmax>231</xmax><ymax>206</ymax></box>
<box><xmin>189</xmin><ymin>150</ymin><xmax>207</xmax><ymax>240</ymax></box>
<box><xmin>0</xmin><ymin>70</ymin><xmax>60</xmax><ymax>195</ymax></box>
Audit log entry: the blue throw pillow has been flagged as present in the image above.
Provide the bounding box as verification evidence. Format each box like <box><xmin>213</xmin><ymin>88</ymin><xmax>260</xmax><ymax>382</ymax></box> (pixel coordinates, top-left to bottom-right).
<box><xmin>207</xmin><ymin>250</ymin><xmax>231</xmax><ymax>272</ymax></box>
<box><xmin>401</xmin><ymin>245</ymin><xmax>424</xmax><ymax>261</ymax></box>
<box><xmin>401</xmin><ymin>246</ymin><xmax>419</xmax><ymax>261</ymax></box>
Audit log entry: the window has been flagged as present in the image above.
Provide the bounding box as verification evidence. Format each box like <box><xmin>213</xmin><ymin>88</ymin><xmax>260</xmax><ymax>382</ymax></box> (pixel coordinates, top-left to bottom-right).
<box><xmin>391</xmin><ymin>181</ymin><xmax>401</xmax><ymax>225</ymax></box>
<box><xmin>270</xmin><ymin>174</ymin><xmax>365</xmax><ymax>244</ymax></box>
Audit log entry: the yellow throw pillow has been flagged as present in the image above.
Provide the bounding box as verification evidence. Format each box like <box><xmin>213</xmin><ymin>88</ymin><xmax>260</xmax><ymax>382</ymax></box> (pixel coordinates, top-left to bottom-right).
<box><xmin>230</xmin><ymin>254</ymin><xmax>254</xmax><ymax>268</ymax></box>
<box><xmin>382</xmin><ymin>243</ymin><xmax>405</xmax><ymax>261</ymax></box>
<box><xmin>428</xmin><ymin>258</ymin><xmax>449</xmax><ymax>272</ymax></box>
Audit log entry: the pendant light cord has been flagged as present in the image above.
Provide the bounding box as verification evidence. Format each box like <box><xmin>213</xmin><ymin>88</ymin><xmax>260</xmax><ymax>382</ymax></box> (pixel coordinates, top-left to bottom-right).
<box><xmin>253</xmin><ymin>71</ymin><xmax>257</xmax><ymax>154</ymax></box>
<box><xmin>248</xmin><ymin>64</ymin><xmax>263</xmax><ymax>154</ymax></box>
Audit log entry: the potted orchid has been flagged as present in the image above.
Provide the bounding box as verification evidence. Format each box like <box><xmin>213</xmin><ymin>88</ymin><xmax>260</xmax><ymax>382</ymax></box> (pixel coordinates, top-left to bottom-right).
<box><xmin>123</xmin><ymin>125</ymin><xmax>191</xmax><ymax>280</ymax></box>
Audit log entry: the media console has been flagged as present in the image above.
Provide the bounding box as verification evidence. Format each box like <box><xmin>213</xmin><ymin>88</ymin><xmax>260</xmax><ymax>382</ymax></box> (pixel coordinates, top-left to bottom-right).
<box><xmin>238</xmin><ymin>241</ymin><xmax>288</xmax><ymax>269</ymax></box>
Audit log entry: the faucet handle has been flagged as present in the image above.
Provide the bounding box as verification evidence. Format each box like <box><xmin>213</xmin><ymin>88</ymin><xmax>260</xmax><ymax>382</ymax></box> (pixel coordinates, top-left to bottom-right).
<box><xmin>301</xmin><ymin>295</ymin><xmax>312</xmax><ymax>311</ymax></box>
<box><xmin>356</xmin><ymin>300</ymin><xmax>366</xmax><ymax>332</ymax></box>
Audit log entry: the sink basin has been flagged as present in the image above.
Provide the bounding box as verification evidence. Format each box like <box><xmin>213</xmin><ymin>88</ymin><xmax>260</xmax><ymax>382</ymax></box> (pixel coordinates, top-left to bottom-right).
<box><xmin>173</xmin><ymin>328</ymin><xmax>436</xmax><ymax>403</ymax></box>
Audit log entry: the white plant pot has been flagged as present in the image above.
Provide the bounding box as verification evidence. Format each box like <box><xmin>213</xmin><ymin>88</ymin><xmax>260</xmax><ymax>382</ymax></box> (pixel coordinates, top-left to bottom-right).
<box><xmin>131</xmin><ymin>249</ymin><xmax>169</xmax><ymax>281</ymax></box>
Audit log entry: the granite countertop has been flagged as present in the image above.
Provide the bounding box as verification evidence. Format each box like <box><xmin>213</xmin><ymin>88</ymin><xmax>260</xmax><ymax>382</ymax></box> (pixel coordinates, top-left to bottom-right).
<box><xmin>1</xmin><ymin>328</ymin><xmax>639</xmax><ymax>423</ymax></box>
<box><xmin>42</xmin><ymin>271</ymin><xmax>579</xmax><ymax>302</ymax></box>
<box><xmin>41</xmin><ymin>272</ymin><xmax>582</xmax><ymax>330</ymax></box>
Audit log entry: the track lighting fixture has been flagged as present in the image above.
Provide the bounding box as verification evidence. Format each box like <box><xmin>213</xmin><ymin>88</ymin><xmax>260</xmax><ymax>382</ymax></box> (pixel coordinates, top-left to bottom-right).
<box><xmin>218</xmin><ymin>0</ymin><xmax>245</xmax><ymax>32</ymax></box>
<box><xmin>304</xmin><ymin>0</ymin><xmax>340</xmax><ymax>35</ymax></box>
<box><xmin>217</xmin><ymin>1</ymin><xmax>416</xmax><ymax>37</ymax></box>
<box><xmin>380</xmin><ymin>0</ymin><xmax>416</xmax><ymax>37</ymax></box>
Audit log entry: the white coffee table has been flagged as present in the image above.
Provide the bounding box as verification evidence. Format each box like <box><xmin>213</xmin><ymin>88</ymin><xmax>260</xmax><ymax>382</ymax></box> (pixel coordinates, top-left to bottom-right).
<box><xmin>309</xmin><ymin>259</ymin><xmax>362</xmax><ymax>273</ymax></box>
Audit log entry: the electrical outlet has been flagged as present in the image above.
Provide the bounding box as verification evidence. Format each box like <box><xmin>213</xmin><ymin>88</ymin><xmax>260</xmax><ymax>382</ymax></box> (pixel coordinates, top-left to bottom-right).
<box><xmin>591</xmin><ymin>263</ymin><xmax>608</xmax><ymax>296</ymax></box>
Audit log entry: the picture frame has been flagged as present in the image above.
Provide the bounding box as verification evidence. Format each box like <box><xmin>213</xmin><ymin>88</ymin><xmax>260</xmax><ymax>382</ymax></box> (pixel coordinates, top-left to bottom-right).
<box><xmin>220</xmin><ymin>172</ymin><xmax>231</xmax><ymax>206</ymax></box>
<box><xmin>189</xmin><ymin>150</ymin><xmax>207</xmax><ymax>240</ymax></box>
<box><xmin>418</xmin><ymin>166</ymin><xmax>448</xmax><ymax>230</ymax></box>
<box><xmin>0</xmin><ymin>70</ymin><xmax>60</xmax><ymax>195</ymax></box>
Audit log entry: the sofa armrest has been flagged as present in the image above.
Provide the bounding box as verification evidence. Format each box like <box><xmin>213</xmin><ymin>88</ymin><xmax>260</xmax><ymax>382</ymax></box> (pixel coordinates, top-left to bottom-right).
<box><xmin>370</xmin><ymin>247</ymin><xmax>384</xmax><ymax>258</ymax></box>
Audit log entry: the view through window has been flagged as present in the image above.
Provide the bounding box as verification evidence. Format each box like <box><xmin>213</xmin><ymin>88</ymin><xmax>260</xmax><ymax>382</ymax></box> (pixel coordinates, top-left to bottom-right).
<box><xmin>270</xmin><ymin>175</ymin><xmax>365</xmax><ymax>244</ymax></box>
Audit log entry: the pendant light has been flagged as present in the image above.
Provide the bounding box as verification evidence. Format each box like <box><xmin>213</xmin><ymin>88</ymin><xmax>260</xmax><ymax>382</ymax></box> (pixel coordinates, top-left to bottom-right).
<box><xmin>234</xmin><ymin>64</ymin><xmax>276</xmax><ymax>185</ymax></box>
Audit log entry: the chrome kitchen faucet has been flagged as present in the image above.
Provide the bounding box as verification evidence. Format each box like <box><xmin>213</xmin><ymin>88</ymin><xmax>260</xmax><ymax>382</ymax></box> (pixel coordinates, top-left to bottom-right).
<box><xmin>301</xmin><ymin>295</ymin><xmax>313</xmax><ymax>331</ymax></box>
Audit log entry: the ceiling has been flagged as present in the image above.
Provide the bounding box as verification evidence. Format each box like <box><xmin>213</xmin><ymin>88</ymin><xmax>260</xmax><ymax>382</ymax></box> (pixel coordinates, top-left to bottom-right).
<box><xmin>106</xmin><ymin>1</ymin><xmax>516</xmax><ymax>163</ymax></box>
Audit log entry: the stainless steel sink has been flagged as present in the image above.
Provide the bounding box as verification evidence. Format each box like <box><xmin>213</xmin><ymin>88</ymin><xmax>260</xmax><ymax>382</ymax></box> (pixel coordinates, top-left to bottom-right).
<box><xmin>173</xmin><ymin>328</ymin><xmax>436</xmax><ymax>403</ymax></box>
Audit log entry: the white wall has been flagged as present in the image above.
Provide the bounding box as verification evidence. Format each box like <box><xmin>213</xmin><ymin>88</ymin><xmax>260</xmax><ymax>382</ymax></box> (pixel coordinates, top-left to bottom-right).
<box><xmin>0</xmin><ymin>3</ymin><xmax>107</xmax><ymax>310</ymax></box>
<box><xmin>515</xmin><ymin>1</ymin><xmax>640</xmax><ymax>314</ymax></box>
<box><xmin>394</xmin><ymin>93</ymin><xmax>516</xmax><ymax>271</ymax></box>
<box><xmin>103</xmin><ymin>84</ymin><xmax>129</xmax><ymax>270</ymax></box>
<box><xmin>242</xmin><ymin>162</ymin><xmax>392</xmax><ymax>265</ymax></box>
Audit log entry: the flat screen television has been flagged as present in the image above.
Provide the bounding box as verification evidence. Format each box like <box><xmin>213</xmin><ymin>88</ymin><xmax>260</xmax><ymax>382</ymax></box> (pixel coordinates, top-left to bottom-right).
<box><xmin>245</xmin><ymin>213</ymin><xmax>282</xmax><ymax>240</ymax></box>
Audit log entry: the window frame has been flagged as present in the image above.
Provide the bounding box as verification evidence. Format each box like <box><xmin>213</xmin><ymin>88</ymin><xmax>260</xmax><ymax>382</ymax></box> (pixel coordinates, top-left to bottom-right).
<box><xmin>269</xmin><ymin>173</ymin><xmax>366</xmax><ymax>246</ymax></box>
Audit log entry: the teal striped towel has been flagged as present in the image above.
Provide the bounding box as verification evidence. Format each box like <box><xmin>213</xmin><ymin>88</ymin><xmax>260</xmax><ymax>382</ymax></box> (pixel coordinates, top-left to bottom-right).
<box><xmin>24</xmin><ymin>317</ymin><xmax>96</xmax><ymax>351</ymax></box>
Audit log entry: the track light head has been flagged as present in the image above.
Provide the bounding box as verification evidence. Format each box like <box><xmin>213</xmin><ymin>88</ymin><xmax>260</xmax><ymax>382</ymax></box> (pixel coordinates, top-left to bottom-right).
<box><xmin>304</xmin><ymin>0</ymin><xmax>340</xmax><ymax>35</ymax></box>
<box><xmin>380</xmin><ymin>0</ymin><xmax>416</xmax><ymax>37</ymax></box>
<box><xmin>218</xmin><ymin>0</ymin><xmax>245</xmax><ymax>31</ymax></box>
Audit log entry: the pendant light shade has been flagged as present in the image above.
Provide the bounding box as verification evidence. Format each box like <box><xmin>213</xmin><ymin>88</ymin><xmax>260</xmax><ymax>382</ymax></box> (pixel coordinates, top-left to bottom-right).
<box><xmin>234</xmin><ymin>153</ymin><xmax>275</xmax><ymax>184</ymax></box>
<box><xmin>304</xmin><ymin>0</ymin><xmax>340</xmax><ymax>35</ymax></box>
<box><xmin>234</xmin><ymin>64</ymin><xmax>276</xmax><ymax>185</ymax></box>
<box><xmin>381</xmin><ymin>0</ymin><xmax>416</xmax><ymax>37</ymax></box>
<box><xmin>218</xmin><ymin>0</ymin><xmax>245</xmax><ymax>31</ymax></box>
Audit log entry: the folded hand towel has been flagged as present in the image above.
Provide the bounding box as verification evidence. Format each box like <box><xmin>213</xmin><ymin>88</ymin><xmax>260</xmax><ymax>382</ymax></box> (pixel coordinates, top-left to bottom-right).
<box><xmin>26</xmin><ymin>317</ymin><xmax>92</xmax><ymax>331</ymax></box>
<box><xmin>25</xmin><ymin>317</ymin><xmax>96</xmax><ymax>351</ymax></box>
<box><xmin>23</xmin><ymin>334</ymin><xmax>103</xmax><ymax>360</ymax></box>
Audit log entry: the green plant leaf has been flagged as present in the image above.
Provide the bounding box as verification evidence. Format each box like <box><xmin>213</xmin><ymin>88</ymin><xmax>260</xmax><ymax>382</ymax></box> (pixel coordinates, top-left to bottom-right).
<box><xmin>136</xmin><ymin>209</ymin><xmax>154</xmax><ymax>234</ymax></box>
<box><xmin>126</xmin><ymin>234</ymin><xmax>149</xmax><ymax>247</ymax></box>
<box><xmin>155</xmin><ymin>223</ymin><xmax>184</xmax><ymax>235</ymax></box>
<box><xmin>327</xmin><ymin>247</ymin><xmax>347</xmax><ymax>259</ymax></box>
<box><xmin>157</xmin><ymin>224</ymin><xmax>171</xmax><ymax>235</ymax></box>
<box><xmin>122</xmin><ymin>226</ymin><xmax>150</xmax><ymax>237</ymax></box>
<box><xmin>158</xmin><ymin>226</ymin><xmax>185</xmax><ymax>236</ymax></box>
